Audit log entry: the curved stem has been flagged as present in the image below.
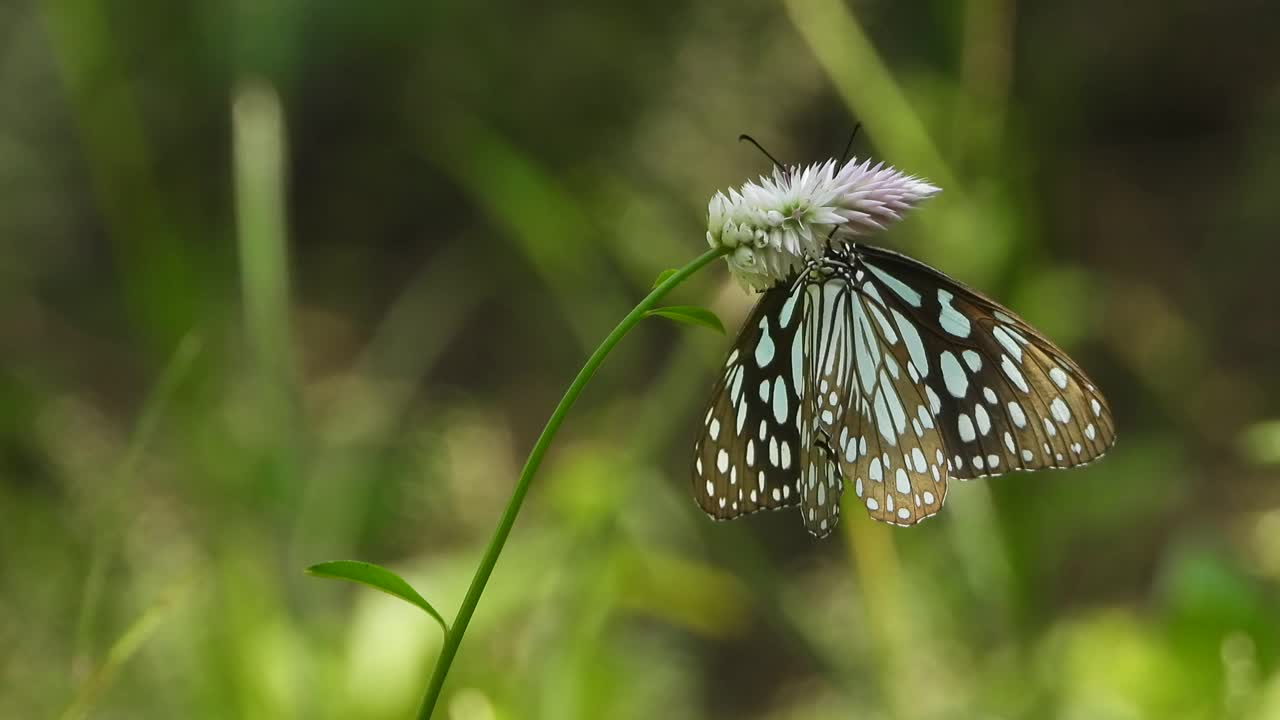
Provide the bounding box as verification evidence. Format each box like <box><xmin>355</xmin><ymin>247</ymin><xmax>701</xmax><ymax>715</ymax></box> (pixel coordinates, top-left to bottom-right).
<box><xmin>415</xmin><ymin>246</ymin><xmax>728</xmax><ymax>719</ymax></box>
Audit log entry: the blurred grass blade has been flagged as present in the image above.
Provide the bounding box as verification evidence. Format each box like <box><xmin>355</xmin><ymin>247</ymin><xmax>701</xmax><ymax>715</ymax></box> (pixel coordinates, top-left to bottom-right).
<box><xmin>651</xmin><ymin>268</ymin><xmax>677</xmax><ymax>289</ymax></box>
<box><xmin>62</xmin><ymin>580</ymin><xmax>190</xmax><ymax>720</ymax></box>
<box><xmin>41</xmin><ymin>0</ymin><xmax>201</xmax><ymax>350</ymax></box>
<box><xmin>233</xmin><ymin>80</ymin><xmax>293</xmax><ymax>375</ymax></box>
<box><xmin>232</xmin><ymin>79</ymin><xmax>300</xmax><ymax>446</ymax></box>
<box><xmin>75</xmin><ymin>333</ymin><xmax>203</xmax><ymax>672</ymax></box>
<box><xmin>307</xmin><ymin>561</ymin><xmax>448</xmax><ymax>633</ymax></box>
<box><xmin>646</xmin><ymin>305</ymin><xmax>725</xmax><ymax>334</ymax></box>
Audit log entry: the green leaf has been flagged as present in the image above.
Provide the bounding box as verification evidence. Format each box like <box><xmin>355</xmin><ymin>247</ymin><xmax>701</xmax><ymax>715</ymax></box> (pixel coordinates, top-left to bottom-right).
<box><xmin>306</xmin><ymin>560</ymin><xmax>448</xmax><ymax>633</ymax></box>
<box><xmin>651</xmin><ymin>268</ymin><xmax>677</xmax><ymax>289</ymax></box>
<box><xmin>645</xmin><ymin>305</ymin><xmax>725</xmax><ymax>334</ymax></box>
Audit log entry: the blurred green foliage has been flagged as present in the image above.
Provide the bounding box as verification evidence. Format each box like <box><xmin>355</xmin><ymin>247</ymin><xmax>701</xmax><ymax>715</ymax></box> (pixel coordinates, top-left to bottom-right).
<box><xmin>2</xmin><ymin>1</ymin><xmax>1279</xmax><ymax>718</ymax></box>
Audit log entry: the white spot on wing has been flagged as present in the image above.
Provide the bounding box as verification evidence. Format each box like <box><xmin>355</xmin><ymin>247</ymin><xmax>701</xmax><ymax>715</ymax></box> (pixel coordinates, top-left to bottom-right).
<box><xmin>925</xmin><ymin>386</ymin><xmax>942</xmax><ymax>415</ymax></box>
<box><xmin>771</xmin><ymin>377</ymin><xmax>789</xmax><ymax>423</ymax></box>
<box><xmin>790</xmin><ymin>325</ymin><xmax>805</xmax><ymax>401</ymax></box>
<box><xmin>1050</xmin><ymin>397</ymin><xmax>1071</xmax><ymax>423</ymax></box>
<box><xmin>754</xmin><ymin>317</ymin><xmax>775</xmax><ymax>366</ymax></box>
<box><xmin>868</xmin><ymin>303</ymin><xmax>898</xmax><ymax>344</ymax></box>
<box><xmin>940</xmin><ymin>351</ymin><xmax>969</xmax><ymax>398</ymax></box>
<box><xmin>1008</xmin><ymin>401</ymin><xmax>1026</xmax><ymax>428</ymax></box>
<box><xmin>892</xmin><ymin>308</ymin><xmax>929</xmax><ymax>376</ymax></box>
<box><xmin>895</xmin><ymin>468</ymin><xmax>910</xmax><ymax>494</ymax></box>
<box><xmin>911</xmin><ymin>447</ymin><xmax>927</xmax><ymax>473</ymax></box>
<box><xmin>937</xmin><ymin>290</ymin><xmax>971</xmax><ymax>337</ymax></box>
<box><xmin>780</xmin><ymin>290</ymin><xmax>799</xmax><ymax>327</ymax></box>
<box><xmin>1049</xmin><ymin>366</ymin><xmax>1069</xmax><ymax>390</ymax></box>
<box><xmin>867</xmin><ymin>263</ymin><xmax>922</xmax><ymax>307</ymax></box>
<box><xmin>1000</xmin><ymin>355</ymin><xmax>1030</xmax><ymax>393</ymax></box>
<box><xmin>861</xmin><ymin>281</ymin><xmax>885</xmax><ymax>307</ymax></box>
<box><xmin>975</xmin><ymin>404</ymin><xmax>991</xmax><ymax>435</ymax></box>
<box><xmin>992</xmin><ymin>326</ymin><xmax>1022</xmax><ymax>361</ymax></box>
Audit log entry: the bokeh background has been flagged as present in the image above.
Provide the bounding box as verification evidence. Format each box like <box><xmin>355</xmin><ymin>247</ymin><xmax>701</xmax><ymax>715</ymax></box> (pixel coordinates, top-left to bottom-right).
<box><xmin>3</xmin><ymin>0</ymin><xmax>1279</xmax><ymax>718</ymax></box>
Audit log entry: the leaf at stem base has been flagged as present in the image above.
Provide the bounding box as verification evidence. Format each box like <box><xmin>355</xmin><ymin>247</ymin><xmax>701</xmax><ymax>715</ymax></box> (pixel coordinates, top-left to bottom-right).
<box><xmin>306</xmin><ymin>560</ymin><xmax>448</xmax><ymax>634</ymax></box>
<box><xmin>645</xmin><ymin>305</ymin><xmax>725</xmax><ymax>334</ymax></box>
<box><xmin>651</xmin><ymin>268</ymin><xmax>678</xmax><ymax>288</ymax></box>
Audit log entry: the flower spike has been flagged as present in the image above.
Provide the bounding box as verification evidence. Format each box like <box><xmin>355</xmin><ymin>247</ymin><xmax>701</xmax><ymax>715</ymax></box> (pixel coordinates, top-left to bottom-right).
<box><xmin>706</xmin><ymin>158</ymin><xmax>940</xmax><ymax>290</ymax></box>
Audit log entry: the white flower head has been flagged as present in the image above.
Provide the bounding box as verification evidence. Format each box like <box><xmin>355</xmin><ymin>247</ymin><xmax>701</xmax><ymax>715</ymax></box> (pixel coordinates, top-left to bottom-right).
<box><xmin>706</xmin><ymin>158</ymin><xmax>941</xmax><ymax>290</ymax></box>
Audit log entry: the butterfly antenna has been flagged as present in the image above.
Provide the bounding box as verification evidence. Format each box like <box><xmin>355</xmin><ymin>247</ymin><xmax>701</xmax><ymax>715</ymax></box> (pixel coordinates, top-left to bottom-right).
<box><xmin>821</xmin><ymin>123</ymin><xmax>864</xmax><ymax>246</ymax></box>
<box><xmin>838</xmin><ymin>122</ymin><xmax>862</xmax><ymax>165</ymax></box>
<box><xmin>738</xmin><ymin>134</ymin><xmax>786</xmax><ymax>172</ymax></box>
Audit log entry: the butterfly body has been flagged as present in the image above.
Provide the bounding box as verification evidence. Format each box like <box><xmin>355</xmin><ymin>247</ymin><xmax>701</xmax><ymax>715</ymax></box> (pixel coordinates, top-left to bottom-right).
<box><xmin>692</xmin><ymin>243</ymin><xmax>1115</xmax><ymax>537</ymax></box>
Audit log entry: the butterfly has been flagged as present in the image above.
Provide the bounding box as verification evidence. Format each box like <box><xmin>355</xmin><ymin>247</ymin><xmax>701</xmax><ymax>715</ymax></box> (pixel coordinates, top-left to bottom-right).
<box><xmin>691</xmin><ymin>243</ymin><xmax>1115</xmax><ymax>537</ymax></box>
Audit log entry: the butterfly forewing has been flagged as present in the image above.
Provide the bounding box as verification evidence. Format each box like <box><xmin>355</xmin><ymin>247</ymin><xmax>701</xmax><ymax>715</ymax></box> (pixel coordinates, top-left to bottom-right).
<box><xmin>692</xmin><ymin>281</ymin><xmax>806</xmax><ymax>519</ymax></box>
<box><xmin>855</xmin><ymin>246</ymin><xmax>1116</xmax><ymax>480</ymax></box>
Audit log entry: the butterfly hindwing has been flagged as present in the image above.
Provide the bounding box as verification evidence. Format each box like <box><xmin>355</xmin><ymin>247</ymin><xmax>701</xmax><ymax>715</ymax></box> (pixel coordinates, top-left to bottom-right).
<box><xmin>844</xmin><ymin>279</ymin><xmax>950</xmax><ymax>525</ymax></box>
<box><xmin>793</xmin><ymin>266</ymin><xmax>949</xmax><ymax>529</ymax></box>
<box><xmin>794</xmin><ymin>280</ymin><xmax>850</xmax><ymax>537</ymax></box>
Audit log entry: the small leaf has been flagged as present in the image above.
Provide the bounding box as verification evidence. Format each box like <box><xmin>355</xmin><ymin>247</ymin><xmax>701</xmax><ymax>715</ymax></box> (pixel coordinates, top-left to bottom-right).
<box><xmin>307</xmin><ymin>561</ymin><xmax>448</xmax><ymax>633</ymax></box>
<box><xmin>646</xmin><ymin>305</ymin><xmax>725</xmax><ymax>334</ymax></box>
<box><xmin>651</xmin><ymin>268</ymin><xmax>677</xmax><ymax>289</ymax></box>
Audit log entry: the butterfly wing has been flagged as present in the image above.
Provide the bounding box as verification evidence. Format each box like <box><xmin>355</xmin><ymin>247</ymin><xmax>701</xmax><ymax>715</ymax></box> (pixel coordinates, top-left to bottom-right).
<box><xmin>793</xmin><ymin>280</ymin><xmax>850</xmax><ymax>537</ymax></box>
<box><xmin>802</xmin><ymin>272</ymin><xmax>950</xmax><ymax>529</ymax></box>
<box><xmin>853</xmin><ymin>244</ymin><xmax>1117</xmax><ymax>481</ymax></box>
<box><xmin>692</xmin><ymin>280</ymin><xmax>808</xmax><ymax>519</ymax></box>
<box><xmin>692</xmin><ymin>243</ymin><xmax>1116</xmax><ymax>537</ymax></box>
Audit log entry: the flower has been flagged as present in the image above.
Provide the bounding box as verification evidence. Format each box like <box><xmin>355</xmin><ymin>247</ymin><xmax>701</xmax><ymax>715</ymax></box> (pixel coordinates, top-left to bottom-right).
<box><xmin>706</xmin><ymin>158</ymin><xmax>941</xmax><ymax>290</ymax></box>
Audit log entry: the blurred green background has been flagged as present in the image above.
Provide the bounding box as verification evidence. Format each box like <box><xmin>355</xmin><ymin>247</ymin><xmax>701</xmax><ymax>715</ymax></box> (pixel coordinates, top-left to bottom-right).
<box><xmin>3</xmin><ymin>0</ymin><xmax>1279</xmax><ymax>718</ymax></box>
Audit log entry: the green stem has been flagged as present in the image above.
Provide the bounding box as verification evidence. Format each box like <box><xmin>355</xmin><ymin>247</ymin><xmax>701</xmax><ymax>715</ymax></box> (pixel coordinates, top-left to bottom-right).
<box><xmin>415</xmin><ymin>246</ymin><xmax>728</xmax><ymax>719</ymax></box>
